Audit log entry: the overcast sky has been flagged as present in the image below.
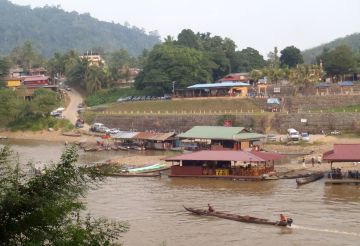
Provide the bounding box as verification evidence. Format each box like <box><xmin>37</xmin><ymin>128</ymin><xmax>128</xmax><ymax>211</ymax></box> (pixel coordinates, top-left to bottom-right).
<box><xmin>10</xmin><ymin>0</ymin><xmax>360</xmax><ymax>56</ymax></box>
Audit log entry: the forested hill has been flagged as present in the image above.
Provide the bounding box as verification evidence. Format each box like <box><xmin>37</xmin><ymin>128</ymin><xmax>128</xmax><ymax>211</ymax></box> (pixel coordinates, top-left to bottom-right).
<box><xmin>302</xmin><ymin>33</ymin><xmax>360</xmax><ymax>64</ymax></box>
<box><xmin>0</xmin><ymin>0</ymin><xmax>160</xmax><ymax>57</ymax></box>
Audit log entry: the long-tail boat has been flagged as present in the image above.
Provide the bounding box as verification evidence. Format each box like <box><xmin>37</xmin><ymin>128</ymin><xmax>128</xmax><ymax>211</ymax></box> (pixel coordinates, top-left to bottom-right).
<box><xmin>183</xmin><ymin>206</ymin><xmax>293</xmax><ymax>227</ymax></box>
<box><xmin>296</xmin><ymin>172</ymin><xmax>324</xmax><ymax>185</ymax></box>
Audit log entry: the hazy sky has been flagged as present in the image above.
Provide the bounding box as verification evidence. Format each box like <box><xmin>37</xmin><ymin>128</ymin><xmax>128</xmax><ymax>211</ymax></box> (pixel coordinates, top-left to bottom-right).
<box><xmin>10</xmin><ymin>0</ymin><xmax>360</xmax><ymax>56</ymax></box>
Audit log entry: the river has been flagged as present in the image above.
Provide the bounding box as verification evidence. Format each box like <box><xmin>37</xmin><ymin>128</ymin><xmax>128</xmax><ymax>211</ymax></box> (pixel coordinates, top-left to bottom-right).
<box><xmin>1</xmin><ymin>139</ymin><xmax>360</xmax><ymax>246</ymax></box>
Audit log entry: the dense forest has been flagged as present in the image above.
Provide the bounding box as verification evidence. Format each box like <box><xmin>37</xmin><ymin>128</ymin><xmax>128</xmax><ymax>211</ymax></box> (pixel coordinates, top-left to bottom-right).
<box><xmin>0</xmin><ymin>0</ymin><xmax>160</xmax><ymax>57</ymax></box>
<box><xmin>302</xmin><ymin>33</ymin><xmax>360</xmax><ymax>64</ymax></box>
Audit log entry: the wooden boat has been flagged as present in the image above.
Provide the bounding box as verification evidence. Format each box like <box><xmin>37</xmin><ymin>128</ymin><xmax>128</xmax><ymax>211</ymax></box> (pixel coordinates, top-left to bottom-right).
<box><xmin>183</xmin><ymin>206</ymin><xmax>293</xmax><ymax>227</ymax></box>
<box><xmin>281</xmin><ymin>173</ymin><xmax>312</xmax><ymax>179</ymax></box>
<box><xmin>104</xmin><ymin>172</ymin><xmax>161</xmax><ymax>177</ymax></box>
<box><xmin>62</xmin><ymin>132</ymin><xmax>82</xmax><ymax>137</ymax></box>
<box><xmin>296</xmin><ymin>172</ymin><xmax>324</xmax><ymax>185</ymax></box>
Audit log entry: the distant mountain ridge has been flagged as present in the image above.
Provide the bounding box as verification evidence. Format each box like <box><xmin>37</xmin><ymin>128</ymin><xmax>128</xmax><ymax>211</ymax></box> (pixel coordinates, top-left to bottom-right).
<box><xmin>0</xmin><ymin>0</ymin><xmax>160</xmax><ymax>57</ymax></box>
<box><xmin>302</xmin><ymin>33</ymin><xmax>360</xmax><ymax>63</ymax></box>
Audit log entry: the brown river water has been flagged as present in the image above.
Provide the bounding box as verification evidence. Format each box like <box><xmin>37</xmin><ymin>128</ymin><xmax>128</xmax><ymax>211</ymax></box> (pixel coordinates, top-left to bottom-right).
<box><xmin>1</xmin><ymin>139</ymin><xmax>360</xmax><ymax>246</ymax></box>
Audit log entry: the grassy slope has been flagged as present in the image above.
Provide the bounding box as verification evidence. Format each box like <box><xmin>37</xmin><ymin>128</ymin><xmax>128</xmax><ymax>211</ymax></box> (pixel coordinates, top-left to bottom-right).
<box><xmin>96</xmin><ymin>98</ymin><xmax>262</xmax><ymax>115</ymax></box>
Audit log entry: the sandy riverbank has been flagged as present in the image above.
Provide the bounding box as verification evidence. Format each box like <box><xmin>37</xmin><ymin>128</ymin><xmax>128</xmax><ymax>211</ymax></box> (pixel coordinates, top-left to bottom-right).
<box><xmin>0</xmin><ymin>130</ymin><xmax>97</xmax><ymax>143</ymax></box>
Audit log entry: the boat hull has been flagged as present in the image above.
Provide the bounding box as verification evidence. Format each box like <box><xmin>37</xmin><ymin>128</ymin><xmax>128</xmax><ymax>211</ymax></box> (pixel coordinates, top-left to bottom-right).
<box><xmin>184</xmin><ymin>206</ymin><xmax>292</xmax><ymax>227</ymax></box>
<box><xmin>296</xmin><ymin>173</ymin><xmax>324</xmax><ymax>185</ymax></box>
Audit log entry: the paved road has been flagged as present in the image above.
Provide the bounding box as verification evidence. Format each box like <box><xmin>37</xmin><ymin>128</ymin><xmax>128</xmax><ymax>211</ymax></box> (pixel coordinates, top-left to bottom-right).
<box><xmin>63</xmin><ymin>89</ymin><xmax>90</xmax><ymax>130</ymax></box>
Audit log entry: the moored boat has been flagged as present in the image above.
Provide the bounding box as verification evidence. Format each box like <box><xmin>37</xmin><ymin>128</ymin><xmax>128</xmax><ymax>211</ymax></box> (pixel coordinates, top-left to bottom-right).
<box><xmin>183</xmin><ymin>206</ymin><xmax>293</xmax><ymax>227</ymax></box>
<box><xmin>296</xmin><ymin>172</ymin><xmax>324</xmax><ymax>185</ymax></box>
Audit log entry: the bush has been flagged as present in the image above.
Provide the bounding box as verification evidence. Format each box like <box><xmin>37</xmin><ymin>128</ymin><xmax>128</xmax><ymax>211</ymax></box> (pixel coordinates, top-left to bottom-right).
<box><xmin>10</xmin><ymin>115</ymin><xmax>73</xmax><ymax>131</ymax></box>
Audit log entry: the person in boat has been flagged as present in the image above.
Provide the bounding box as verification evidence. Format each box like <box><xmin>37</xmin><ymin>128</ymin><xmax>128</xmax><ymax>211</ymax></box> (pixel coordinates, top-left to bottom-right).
<box><xmin>208</xmin><ymin>204</ymin><xmax>215</xmax><ymax>213</ymax></box>
<box><xmin>279</xmin><ymin>214</ymin><xmax>287</xmax><ymax>223</ymax></box>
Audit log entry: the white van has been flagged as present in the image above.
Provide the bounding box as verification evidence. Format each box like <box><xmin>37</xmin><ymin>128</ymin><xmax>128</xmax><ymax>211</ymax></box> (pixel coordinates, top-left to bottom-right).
<box><xmin>287</xmin><ymin>128</ymin><xmax>300</xmax><ymax>141</ymax></box>
<box><xmin>90</xmin><ymin>123</ymin><xmax>104</xmax><ymax>132</ymax></box>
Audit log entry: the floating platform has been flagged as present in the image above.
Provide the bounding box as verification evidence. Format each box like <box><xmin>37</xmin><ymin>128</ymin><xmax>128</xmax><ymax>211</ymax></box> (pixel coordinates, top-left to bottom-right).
<box><xmin>325</xmin><ymin>179</ymin><xmax>360</xmax><ymax>185</ymax></box>
<box><xmin>168</xmin><ymin>174</ymin><xmax>263</xmax><ymax>181</ymax></box>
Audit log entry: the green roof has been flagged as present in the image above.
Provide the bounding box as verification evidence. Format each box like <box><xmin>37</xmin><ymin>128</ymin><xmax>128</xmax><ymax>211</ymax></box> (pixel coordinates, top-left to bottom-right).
<box><xmin>233</xmin><ymin>132</ymin><xmax>266</xmax><ymax>140</ymax></box>
<box><xmin>177</xmin><ymin>126</ymin><xmax>245</xmax><ymax>140</ymax></box>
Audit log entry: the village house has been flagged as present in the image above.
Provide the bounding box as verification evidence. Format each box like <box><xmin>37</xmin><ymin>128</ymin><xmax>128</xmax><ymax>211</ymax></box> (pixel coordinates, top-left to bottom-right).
<box><xmin>177</xmin><ymin>126</ymin><xmax>265</xmax><ymax>151</ymax></box>
<box><xmin>79</xmin><ymin>52</ymin><xmax>105</xmax><ymax>66</ymax></box>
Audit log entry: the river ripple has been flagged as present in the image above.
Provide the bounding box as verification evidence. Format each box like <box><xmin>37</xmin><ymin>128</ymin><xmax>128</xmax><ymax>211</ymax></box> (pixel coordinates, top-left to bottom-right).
<box><xmin>2</xmin><ymin>139</ymin><xmax>360</xmax><ymax>246</ymax></box>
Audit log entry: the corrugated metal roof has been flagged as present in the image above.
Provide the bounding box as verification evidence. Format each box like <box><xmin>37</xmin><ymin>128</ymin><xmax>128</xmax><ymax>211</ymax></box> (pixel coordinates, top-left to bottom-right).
<box><xmin>134</xmin><ymin>132</ymin><xmax>175</xmax><ymax>141</ymax></box>
<box><xmin>187</xmin><ymin>82</ymin><xmax>250</xmax><ymax>89</ymax></box>
<box><xmin>323</xmin><ymin>144</ymin><xmax>360</xmax><ymax>161</ymax></box>
<box><xmin>112</xmin><ymin>131</ymin><xmax>139</xmax><ymax>139</ymax></box>
<box><xmin>177</xmin><ymin>126</ymin><xmax>245</xmax><ymax>140</ymax></box>
<box><xmin>166</xmin><ymin>150</ymin><xmax>276</xmax><ymax>162</ymax></box>
<box><xmin>338</xmin><ymin>81</ymin><xmax>354</xmax><ymax>86</ymax></box>
<box><xmin>233</xmin><ymin>133</ymin><xmax>266</xmax><ymax>140</ymax></box>
<box><xmin>316</xmin><ymin>82</ymin><xmax>330</xmax><ymax>88</ymax></box>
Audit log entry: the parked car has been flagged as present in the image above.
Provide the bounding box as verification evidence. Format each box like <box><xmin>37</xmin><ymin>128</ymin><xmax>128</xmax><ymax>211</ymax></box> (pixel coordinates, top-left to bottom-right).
<box><xmin>98</xmin><ymin>126</ymin><xmax>110</xmax><ymax>133</ymax></box>
<box><xmin>65</xmin><ymin>86</ymin><xmax>71</xmax><ymax>91</ymax></box>
<box><xmin>287</xmin><ymin>128</ymin><xmax>300</xmax><ymax>141</ymax></box>
<box><xmin>90</xmin><ymin>123</ymin><xmax>104</xmax><ymax>132</ymax></box>
<box><xmin>301</xmin><ymin>132</ymin><xmax>310</xmax><ymax>141</ymax></box>
<box><xmin>77</xmin><ymin>108</ymin><xmax>85</xmax><ymax>114</ymax></box>
<box><xmin>75</xmin><ymin>119</ymin><xmax>84</xmax><ymax>128</ymax></box>
<box><xmin>106</xmin><ymin>128</ymin><xmax>120</xmax><ymax>135</ymax></box>
<box><xmin>267</xmin><ymin>134</ymin><xmax>277</xmax><ymax>142</ymax></box>
<box><xmin>50</xmin><ymin>111</ymin><xmax>61</xmax><ymax>117</ymax></box>
<box><xmin>330</xmin><ymin>130</ymin><xmax>341</xmax><ymax>135</ymax></box>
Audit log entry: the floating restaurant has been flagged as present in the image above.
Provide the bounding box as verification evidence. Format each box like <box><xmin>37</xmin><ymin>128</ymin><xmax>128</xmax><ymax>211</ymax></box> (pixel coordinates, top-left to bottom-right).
<box><xmin>177</xmin><ymin>126</ymin><xmax>265</xmax><ymax>150</ymax></box>
<box><xmin>323</xmin><ymin>144</ymin><xmax>360</xmax><ymax>184</ymax></box>
<box><xmin>166</xmin><ymin>150</ymin><xmax>282</xmax><ymax>180</ymax></box>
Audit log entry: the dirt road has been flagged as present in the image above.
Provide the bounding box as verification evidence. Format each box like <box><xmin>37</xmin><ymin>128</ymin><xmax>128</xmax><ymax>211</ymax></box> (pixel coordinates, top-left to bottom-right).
<box><xmin>63</xmin><ymin>89</ymin><xmax>90</xmax><ymax>130</ymax></box>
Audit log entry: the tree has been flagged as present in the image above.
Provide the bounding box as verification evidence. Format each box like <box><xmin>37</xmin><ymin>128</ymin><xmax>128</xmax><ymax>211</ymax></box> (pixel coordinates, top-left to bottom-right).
<box><xmin>0</xmin><ymin>57</ymin><xmax>10</xmax><ymax>87</ymax></box>
<box><xmin>9</xmin><ymin>41</ymin><xmax>43</xmax><ymax>70</ymax></box>
<box><xmin>135</xmin><ymin>43</ymin><xmax>212</xmax><ymax>93</ymax></box>
<box><xmin>0</xmin><ymin>57</ymin><xmax>10</xmax><ymax>78</ymax></box>
<box><xmin>85</xmin><ymin>66</ymin><xmax>109</xmax><ymax>94</ymax></box>
<box><xmin>319</xmin><ymin>45</ymin><xmax>356</xmax><ymax>80</ymax></box>
<box><xmin>280</xmin><ymin>46</ymin><xmax>304</xmax><ymax>68</ymax></box>
<box><xmin>108</xmin><ymin>49</ymin><xmax>131</xmax><ymax>82</ymax></box>
<box><xmin>232</xmin><ymin>47</ymin><xmax>266</xmax><ymax>72</ymax></box>
<box><xmin>177</xmin><ymin>29</ymin><xmax>201</xmax><ymax>49</ymax></box>
<box><xmin>267</xmin><ymin>47</ymin><xmax>280</xmax><ymax>68</ymax></box>
<box><xmin>30</xmin><ymin>89</ymin><xmax>59</xmax><ymax>115</ymax></box>
<box><xmin>0</xmin><ymin>145</ymin><xmax>128</xmax><ymax>245</ymax></box>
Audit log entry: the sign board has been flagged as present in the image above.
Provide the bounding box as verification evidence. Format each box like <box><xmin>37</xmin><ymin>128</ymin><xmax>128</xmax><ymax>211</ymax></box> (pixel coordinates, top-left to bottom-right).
<box><xmin>274</xmin><ymin>87</ymin><xmax>281</xmax><ymax>93</ymax></box>
<box><xmin>301</xmin><ymin>119</ymin><xmax>307</xmax><ymax>123</ymax></box>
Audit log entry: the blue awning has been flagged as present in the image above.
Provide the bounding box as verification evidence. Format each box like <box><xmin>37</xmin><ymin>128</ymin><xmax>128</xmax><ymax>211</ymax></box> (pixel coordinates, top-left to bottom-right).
<box><xmin>338</xmin><ymin>81</ymin><xmax>353</xmax><ymax>86</ymax></box>
<box><xmin>187</xmin><ymin>82</ymin><xmax>250</xmax><ymax>89</ymax></box>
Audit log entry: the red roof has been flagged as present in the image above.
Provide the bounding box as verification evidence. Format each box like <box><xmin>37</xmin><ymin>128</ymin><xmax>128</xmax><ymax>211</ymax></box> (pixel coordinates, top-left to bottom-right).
<box><xmin>23</xmin><ymin>76</ymin><xmax>49</xmax><ymax>82</ymax></box>
<box><xmin>250</xmin><ymin>150</ymin><xmax>282</xmax><ymax>161</ymax></box>
<box><xmin>218</xmin><ymin>73</ymin><xmax>249</xmax><ymax>82</ymax></box>
<box><xmin>166</xmin><ymin>150</ymin><xmax>281</xmax><ymax>162</ymax></box>
<box><xmin>323</xmin><ymin>144</ymin><xmax>360</xmax><ymax>162</ymax></box>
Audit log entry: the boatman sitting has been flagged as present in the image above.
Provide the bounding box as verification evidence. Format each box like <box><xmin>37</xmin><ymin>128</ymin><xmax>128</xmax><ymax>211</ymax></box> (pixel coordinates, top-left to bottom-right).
<box><xmin>280</xmin><ymin>214</ymin><xmax>287</xmax><ymax>222</ymax></box>
<box><xmin>208</xmin><ymin>204</ymin><xmax>215</xmax><ymax>213</ymax></box>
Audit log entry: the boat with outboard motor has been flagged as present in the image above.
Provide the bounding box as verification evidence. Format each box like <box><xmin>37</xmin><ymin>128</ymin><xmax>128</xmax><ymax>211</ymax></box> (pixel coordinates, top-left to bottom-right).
<box><xmin>183</xmin><ymin>206</ymin><xmax>293</xmax><ymax>227</ymax></box>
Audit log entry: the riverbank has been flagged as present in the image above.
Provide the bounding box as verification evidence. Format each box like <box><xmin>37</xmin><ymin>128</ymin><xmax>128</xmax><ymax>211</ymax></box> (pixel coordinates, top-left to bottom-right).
<box><xmin>0</xmin><ymin>130</ymin><xmax>96</xmax><ymax>143</ymax></box>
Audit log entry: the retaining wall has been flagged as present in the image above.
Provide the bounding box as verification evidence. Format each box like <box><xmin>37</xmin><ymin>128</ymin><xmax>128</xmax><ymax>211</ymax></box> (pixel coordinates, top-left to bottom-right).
<box><xmin>95</xmin><ymin>112</ymin><xmax>360</xmax><ymax>134</ymax></box>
